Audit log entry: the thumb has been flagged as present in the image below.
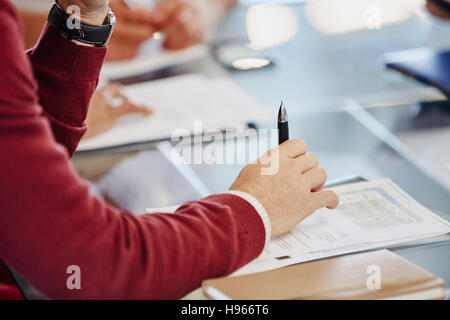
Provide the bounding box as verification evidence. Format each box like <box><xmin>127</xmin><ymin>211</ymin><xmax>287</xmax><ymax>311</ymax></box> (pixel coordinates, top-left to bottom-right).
<box><xmin>312</xmin><ymin>190</ymin><xmax>340</xmax><ymax>210</ymax></box>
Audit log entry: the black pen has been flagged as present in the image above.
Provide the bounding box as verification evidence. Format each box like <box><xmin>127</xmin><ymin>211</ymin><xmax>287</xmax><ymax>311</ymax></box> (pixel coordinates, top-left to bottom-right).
<box><xmin>278</xmin><ymin>101</ymin><xmax>289</xmax><ymax>145</ymax></box>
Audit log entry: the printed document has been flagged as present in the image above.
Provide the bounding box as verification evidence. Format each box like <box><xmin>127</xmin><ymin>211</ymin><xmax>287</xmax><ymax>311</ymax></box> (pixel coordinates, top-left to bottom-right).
<box><xmin>144</xmin><ymin>179</ymin><xmax>450</xmax><ymax>276</ymax></box>
<box><xmin>232</xmin><ymin>179</ymin><xmax>450</xmax><ymax>276</ymax></box>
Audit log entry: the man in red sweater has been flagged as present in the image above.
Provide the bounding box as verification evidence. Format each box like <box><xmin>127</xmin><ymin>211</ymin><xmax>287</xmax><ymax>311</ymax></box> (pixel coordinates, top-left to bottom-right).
<box><xmin>0</xmin><ymin>0</ymin><xmax>339</xmax><ymax>299</ymax></box>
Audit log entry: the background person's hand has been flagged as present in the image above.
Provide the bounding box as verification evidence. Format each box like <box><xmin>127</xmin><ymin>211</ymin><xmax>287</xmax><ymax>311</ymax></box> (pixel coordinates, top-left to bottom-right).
<box><xmin>151</xmin><ymin>0</ymin><xmax>228</xmax><ymax>50</ymax></box>
<box><xmin>230</xmin><ymin>139</ymin><xmax>339</xmax><ymax>238</ymax></box>
<box><xmin>84</xmin><ymin>82</ymin><xmax>153</xmax><ymax>139</ymax></box>
<box><xmin>107</xmin><ymin>1</ymin><xmax>155</xmax><ymax>60</ymax></box>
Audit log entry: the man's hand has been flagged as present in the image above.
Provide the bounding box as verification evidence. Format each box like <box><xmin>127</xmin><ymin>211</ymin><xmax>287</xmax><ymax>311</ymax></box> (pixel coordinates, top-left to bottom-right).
<box><xmin>58</xmin><ymin>0</ymin><xmax>109</xmax><ymax>25</ymax></box>
<box><xmin>151</xmin><ymin>0</ymin><xmax>234</xmax><ymax>50</ymax></box>
<box><xmin>230</xmin><ymin>139</ymin><xmax>339</xmax><ymax>238</ymax></box>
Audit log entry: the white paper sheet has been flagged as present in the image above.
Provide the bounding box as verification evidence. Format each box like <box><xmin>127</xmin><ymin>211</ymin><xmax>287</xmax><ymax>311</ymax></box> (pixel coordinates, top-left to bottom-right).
<box><xmin>144</xmin><ymin>179</ymin><xmax>450</xmax><ymax>277</ymax></box>
<box><xmin>78</xmin><ymin>74</ymin><xmax>270</xmax><ymax>151</ymax></box>
<box><xmin>232</xmin><ymin>179</ymin><xmax>450</xmax><ymax>276</ymax></box>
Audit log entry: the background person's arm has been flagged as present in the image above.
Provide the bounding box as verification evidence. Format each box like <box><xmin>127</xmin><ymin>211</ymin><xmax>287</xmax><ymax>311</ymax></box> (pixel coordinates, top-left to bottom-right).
<box><xmin>107</xmin><ymin>0</ymin><xmax>155</xmax><ymax>61</ymax></box>
<box><xmin>107</xmin><ymin>0</ymin><xmax>237</xmax><ymax>60</ymax></box>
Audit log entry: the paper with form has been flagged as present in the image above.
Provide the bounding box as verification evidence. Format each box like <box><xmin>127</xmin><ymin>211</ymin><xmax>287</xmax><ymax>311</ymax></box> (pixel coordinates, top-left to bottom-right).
<box><xmin>232</xmin><ymin>179</ymin><xmax>450</xmax><ymax>276</ymax></box>
<box><xmin>78</xmin><ymin>74</ymin><xmax>270</xmax><ymax>151</ymax></box>
<box><xmin>143</xmin><ymin>179</ymin><xmax>450</xmax><ymax>276</ymax></box>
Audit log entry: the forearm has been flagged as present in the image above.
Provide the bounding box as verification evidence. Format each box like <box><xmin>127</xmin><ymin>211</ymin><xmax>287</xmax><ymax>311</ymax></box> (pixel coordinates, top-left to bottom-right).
<box><xmin>27</xmin><ymin>23</ymin><xmax>106</xmax><ymax>155</ymax></box>
<box><xmin>23</xmin><ymin>1</ymin><xmax>111</xmax><ymax>154</ymax></box>
<box><xmin>0</xmin><ymin>150</ymin><xmax>265</xmax><ymax>299</ymax></box>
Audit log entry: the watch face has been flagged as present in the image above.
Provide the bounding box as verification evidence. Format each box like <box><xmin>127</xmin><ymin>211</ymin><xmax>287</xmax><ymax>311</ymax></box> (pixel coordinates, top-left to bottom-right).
<box><xmin>106</xmin><ymin>8</ymin><xmax>117</xmax><ymax>27</ymax></box>
<box><xmin>104</xmin><ymin>8</ymin><xmax>116</xmax><ymax>45</ymax></box>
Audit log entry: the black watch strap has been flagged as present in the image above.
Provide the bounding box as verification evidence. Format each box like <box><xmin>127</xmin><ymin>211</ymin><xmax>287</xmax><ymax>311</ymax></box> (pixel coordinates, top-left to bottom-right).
<box><xmin>47</xmin><ymin>2</ymin><xmax>115</xmax><ymax>47</ymax></box>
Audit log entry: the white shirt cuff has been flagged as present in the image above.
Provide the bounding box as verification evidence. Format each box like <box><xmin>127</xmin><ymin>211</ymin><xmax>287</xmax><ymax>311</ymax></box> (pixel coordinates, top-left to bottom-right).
<box><xmin>226</xmin><ymin>190</ymin><xmax>271</xmax><ymax>248</ymax></box>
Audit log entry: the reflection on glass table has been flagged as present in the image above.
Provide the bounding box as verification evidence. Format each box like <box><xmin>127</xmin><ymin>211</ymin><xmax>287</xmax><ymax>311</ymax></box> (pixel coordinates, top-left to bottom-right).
<box><xmin>72</xmin><ymin>105</ymin><xmax>450</xmax><ymax>289</ymax></box>
<box><xmin>73</xmin><ymin>105</ymin><xmax>450</xmax><ymax>219</ymax></box>
<box><xmin>216</xmin><ymin>0</ymin><xmax>450</xmax><ymax>112</ymax></box>
<box><xmin>185</xmin><ymin>107</ymin><xmax>450</xmax><ymax>218</ymax></box>
<box><xmin>74</xmin><ymin>145</ymin><xmax>208</xmax><ymax>213</ymax></box>
<box><xmin>111</xmin><ymin>1</ymin><xmax>450</xmax><ymax>114</ymax></box>
<box><xmin>366</xmin><ymin>100</ymin><xmax>450</xmax><ymax>189</ymax></box>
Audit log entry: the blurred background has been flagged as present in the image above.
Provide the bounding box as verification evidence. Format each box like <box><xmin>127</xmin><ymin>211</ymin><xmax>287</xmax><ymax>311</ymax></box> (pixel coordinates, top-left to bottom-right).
<box><xmin>13</xmin><ymin>0</ymin><xmax>450</xmax><ymax>204</ymax></box>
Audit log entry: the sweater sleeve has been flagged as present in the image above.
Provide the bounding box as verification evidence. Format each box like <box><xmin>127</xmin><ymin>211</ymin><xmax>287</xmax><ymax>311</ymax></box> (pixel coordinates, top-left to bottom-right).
<box><xmin>0</xmin><ymin>1</ymin><xmax>265</xmax><ymax>299</ymax></box>
<box><xmin>26</xmin><ymin>23</ymin><xmax>106</xmax><ymax>156</ymax></box>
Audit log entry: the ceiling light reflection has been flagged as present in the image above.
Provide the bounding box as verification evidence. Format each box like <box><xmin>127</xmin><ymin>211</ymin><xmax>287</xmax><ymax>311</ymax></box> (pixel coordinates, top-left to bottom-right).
<box><xmin>246</xmin><ymin>4</ymin><xmax>299</xmax><ymax>48</ymax></box>
<box><xmin>232</xmin><ymin>58</ymin><xmax>272</xmax><ymax>70</ymax></box>
<box><xmin>306</xmin><ymin>0</ymin><xmax>424</xmax><ymax>34</ymax></box>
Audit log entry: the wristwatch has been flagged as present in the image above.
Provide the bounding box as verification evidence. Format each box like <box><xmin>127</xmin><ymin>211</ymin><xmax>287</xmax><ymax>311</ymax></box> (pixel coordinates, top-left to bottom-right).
<box><xmin>47</xmin><ymin>1</ymin><xmax>116</xmax><ymax>47</ymax></box>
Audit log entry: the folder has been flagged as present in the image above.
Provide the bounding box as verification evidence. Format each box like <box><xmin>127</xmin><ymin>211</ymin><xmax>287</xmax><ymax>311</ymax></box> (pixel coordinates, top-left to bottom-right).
<box><xmin>202</xmin><ymin>249</ymin><xmax>446</xmax><ymax>300</ymax></box>
<box><xmin>385</xmin><ymin>48</ymin><xmax>450</xmax><ymax>98</ymax></box>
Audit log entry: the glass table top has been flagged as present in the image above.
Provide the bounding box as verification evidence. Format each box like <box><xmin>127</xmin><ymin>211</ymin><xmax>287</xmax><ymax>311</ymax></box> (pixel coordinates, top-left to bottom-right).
<box><xmin>72</xmin><ymin>103</ymin><xmax>450</xmax><ymax>220</ymax></box>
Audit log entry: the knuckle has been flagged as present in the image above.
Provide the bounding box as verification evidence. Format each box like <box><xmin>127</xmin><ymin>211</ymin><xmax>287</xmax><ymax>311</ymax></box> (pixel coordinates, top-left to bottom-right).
<box><xmin>318</xmin><ymin>167</ymin><xmax>327</xmax><ymax>180</ymax></box>
<box><xmin>290</xmin><ymin>138</ymin><xmax>304</xmax><ymax>147</ymax></box>
<box><xmin>332</xmin><ymin>191</ymin><xmax>339</xmax><ymax>202</ymax></box>
<box><xmin>309</xmin><ymin>154</ymin><xmax>319</xmax><ymax>166</ymax></box>
<box><xmin>326</xmin><ymin>190</ymin><xmax>339</xmax><ymax>204</ymax></box>
<box><xmin>287</xmin><ymin>159</ymin><xmax>297</xmax><ymax>169</ymax></box>
<box><xmin>296</xmin><ymin>138</ymin><xmax>307</xmax><ymax>150</ymax></box>
<box><xmin>286</xmin><ymin>138</ymin><xmax>307</xmax><ymax>153</ymax></box>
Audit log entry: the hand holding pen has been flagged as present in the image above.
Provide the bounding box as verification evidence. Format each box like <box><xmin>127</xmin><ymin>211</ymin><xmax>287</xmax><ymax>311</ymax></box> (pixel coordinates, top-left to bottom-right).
<box><xmin>278</xmin><ymin>101</ymin><xmax>289</xmax><ymax>145</ymax></box>
<box><xmin>230</xmin><ymin>102</ymin><xmax>339</xmax><ymax>237</ymax></box>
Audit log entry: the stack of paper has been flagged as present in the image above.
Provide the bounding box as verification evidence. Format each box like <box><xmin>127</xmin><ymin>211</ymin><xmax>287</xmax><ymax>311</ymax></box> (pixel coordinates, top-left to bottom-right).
<box><xmin>78</xmin><ymin>74</ymin><xmax>270</xmax><ymax>151</ymax></box>
<box><xmin>233</xmin><ymin>179</ymin><xmax>450</xmax><ymax>276</ymax></box>
<box><xmin>145</xmin><ymin>179</ymin><xmax>450</xmax><ymax>279</ymax></box>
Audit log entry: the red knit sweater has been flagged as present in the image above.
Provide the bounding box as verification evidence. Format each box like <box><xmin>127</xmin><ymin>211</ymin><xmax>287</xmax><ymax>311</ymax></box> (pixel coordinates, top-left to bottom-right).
<box><xmin>0</xmin><ymin>0</ymin><xmax>265</xmax><ymax>299</ymax></box>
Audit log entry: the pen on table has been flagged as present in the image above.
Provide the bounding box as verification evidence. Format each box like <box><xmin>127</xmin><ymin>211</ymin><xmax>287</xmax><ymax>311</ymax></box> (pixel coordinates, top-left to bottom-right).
<box><xmin>278</xmin><ymin>101</ymin><xmax>289</xmax><ymax>145</ymax></box>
